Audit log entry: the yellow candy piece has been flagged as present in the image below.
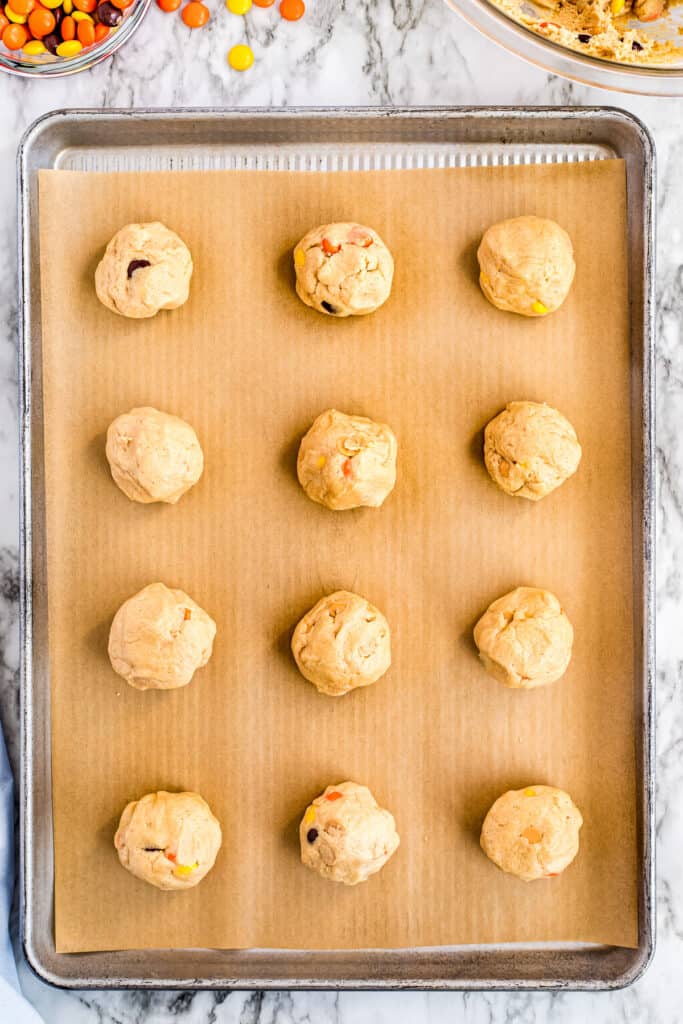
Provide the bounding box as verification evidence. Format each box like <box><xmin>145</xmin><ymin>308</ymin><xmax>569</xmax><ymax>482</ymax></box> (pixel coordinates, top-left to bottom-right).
<box><xmin>522</xmin><ymin>826</ymin><xmax>542</xmax><ymax>844</ymax></box>
<box><xmin>23</xmin><ymin>39</ymin><xmax>47</xmax><ymax>53</ymax></box>
<box><xmin>611</xmin><ymin>0</ymin><xmax>625</xmax><ymax>12</ymax></box>
<box><xmin>523</xmin><ymin>788</ymin><xmax>537</xmax><ymax>797</ymax></box>
<box><xmin>227</xmin><ymin>0</ymin><xmax>251</xmax><ymax>11</ymax></box>
<box><xmin>5</xmin><ymin>6</ymin><xmax>27</xmax><ymax>23</ymax></box>
<box><xmin>532</xmin><ymin>301</ymin><xmax>548</xmax><ymax>315</ymax></box>
<box><xmin>63</xmin><ymin>0</ymin><xmax>73</xmax><ymax>11</ymax></box>
<box><xmin>316</xmin><ymin>455</ymin><xmax>326</xmax><ymax>469</ymax></box>
<box><xmin>228</xmin><ymin>43</ymin><xmax>254</xmax><ymax>71</ymax></box>
<box><xmin>56</xmin><ymin>40</ymin><xmax>83</xmax><ymax>56</ymax></box>
<box><xmin>174</xmin><ymin>861</ymin><xmax>199</xmax><ymax>877</ymax></box>
<box><xmin>72</xmin><ymin>10</ymin><xmax>93</xmax><ymax>20</ymax></box>
<box><xmin>479</xmin><ymin>272</ymin><xmax>490</xmax><ymax>286</ymax></box>
<box><xmin>294</xmin><ymin>247</ymin><xmax>306</xmax><ymax>267</ymax></box>
<box><xmin>303</xmin><ymin>807</ymin><xmax>316</xmax><ymax>826</ymax></box>
<box><xmin>39</xmin><ymin>0</ymin><xmax>62</xmax><ymax>8</ymax></box>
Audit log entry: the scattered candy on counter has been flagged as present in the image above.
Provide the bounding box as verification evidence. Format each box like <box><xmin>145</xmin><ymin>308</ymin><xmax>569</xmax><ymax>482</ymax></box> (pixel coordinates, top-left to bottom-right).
<box><xmin>154</xmin><ymin>0</ymin><xmax>306</xmax><ymax>74</ymax></box>
<box><xmin>1</xmin><ymin>0</ymin><xmax>133</xmax><ymax>58</ymax></box>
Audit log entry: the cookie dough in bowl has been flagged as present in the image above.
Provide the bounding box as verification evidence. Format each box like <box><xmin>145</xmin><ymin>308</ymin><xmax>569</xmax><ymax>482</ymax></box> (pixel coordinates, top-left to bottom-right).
<box><xmin>114</xmin><ymin>790</ymin><xmax>222</xmax><ymax>891</ymax></box>
<box><xmin>293</xmin><ymin>222</ymin><xmax>394</xmax><ymax>316</ymax></box>
<box><xmin>108</xmin><ymin>582</ymin><xmax>216</xmax><ymax>691</ymax></box>
<box><xmin>484</xmin><ymin>401</ymin><xmax>581</xmax><ymax>501</ymax></box>
<box><xmin>106</xmin><ymin>407</ymin><xmax>204</xmax><ymax>504</ymax></box>
<box><xmin>473</xmin><ymin>586</ymin><xmax>573</xmax><ymax>689</ymax></box>
<box><xmin>477</xmin><ymin>216</ymin><xmax>575</xmax><ymax>317</ymax></box>
<box><xmin>480</xmin><ymin>785</ymin><xmax>583</xmax><ymax>881</ymax></box>
<box><xmin>297</xmin><ymin>408</ymin><xmax>397</xmax><ymax>511</ymax></box>
<box><xmin>300</xmin><ymin>782</ymin><xmax>400</xmax><ymax>885</ymax></box>
<box><xmin>291</xmin><ymin>590</ymin><xmax>391</xmax><ymax>696</ymax></box>
<box><xmin>95</xmin><ymin>222</ymin><xmax>193</xmax><ymax>318</ymax></box>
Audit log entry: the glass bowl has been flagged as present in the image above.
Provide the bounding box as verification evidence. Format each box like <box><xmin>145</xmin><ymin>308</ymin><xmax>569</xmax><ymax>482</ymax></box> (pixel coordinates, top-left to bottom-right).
<box><xmin>443</xmin><ymin>0</ymin><xmax>683</xmax><ymax>94</ymax></box>
<box><xmin>0</xmin><ymin>0</ymin><xmax>151</xmax><ymax>77</ymax></box>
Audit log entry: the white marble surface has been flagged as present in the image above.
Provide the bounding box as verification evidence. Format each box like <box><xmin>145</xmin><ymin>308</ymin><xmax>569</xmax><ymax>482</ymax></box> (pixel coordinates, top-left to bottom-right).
<box><xmin>1</xmin><ymin>1</ymin><xmax>682</xmax><ymax>1020</ymax></box>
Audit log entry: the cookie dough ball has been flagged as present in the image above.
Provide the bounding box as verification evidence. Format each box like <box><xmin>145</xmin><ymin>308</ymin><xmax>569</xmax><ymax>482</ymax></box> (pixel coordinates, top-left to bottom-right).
<box><xmin>297</xmin><ymin>409</ymin><xmax>397</xmax><ymax>511</ymax></box>
<box><xmin>291</xmin><ymin>591</ymin><xmax>391</xmax><ymax>696</ymax></box>
<box><xmin>474</xmin><ymin>586</ymin><xmax>573</xmax><ymax>689</ymax></box>
<box><xmin>484</xmin><ymin>401</ymin><xmax>581</xmax><ymax>501</ymax></box>
<box><xmin>300</xmin><ymin>782</ymin><xmax>400</xmax><ymax>885</ymax></box>
<box><xmin>293</xmin><ymin>222</ymin><xmax>394</xmax><ymax>317</ymax></box>
<box><xmin>477</xmin><ymin>216</ymin><xmax>575</xmax><ymax>317</ymax></box>
<box><xmin>95</xmin><ymin>222</ymin><xmax>193</xmax><ymax>319</ymax></box>
<box><xmin>114</xmin><ymin>791</ymin><xmax>222</xmax><ymax>891</ymax></box>
<box><xmin>480</xmin><ymin>785</ymin><xmax>583</xmax><ymax>881</ymax></box>
<box><xmin>105</xmin><ymin>407</ymin><xmax>204</xmax><ymax>505</ymax></box>
<box><xmin>108</xmin><ymin>582</ymin><xmax>216</xmax><ymax>691</ymax></box>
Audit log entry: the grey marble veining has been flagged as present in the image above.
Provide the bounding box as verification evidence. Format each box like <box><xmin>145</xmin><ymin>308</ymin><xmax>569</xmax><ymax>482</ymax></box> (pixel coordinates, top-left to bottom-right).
<box><xmin>1</xmin><ymin>0</ymin><xmax>683</xmax><ymax>1020</ymax></box>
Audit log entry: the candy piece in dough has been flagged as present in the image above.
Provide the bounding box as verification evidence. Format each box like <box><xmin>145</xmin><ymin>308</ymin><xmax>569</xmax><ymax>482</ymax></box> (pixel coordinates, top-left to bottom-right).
<box><xmin>108</xmin><ymin>582</ymin><xmax>216</xmax><ymax>691</ymax></box>
<box><xmin>480</xmin><ymin>785</ymin><xmax>583</xmax><ymax>881</ymax></box>
<box><xmin>95</xmin><ymin>222</ymin><xmax>193</xmax><ymax>319</ymax></box>
<box><xmin>300</xmin><ymin>781</ymin><xmax>400</xmax><ymax>885</ymax></box>
<box><xmin>477</xmin><ymin>216</ymin><xmax>575</xmax><ymax>317</ymax></box>
<box><xmin>106</xmin><ymin>406</ymin><xmax>204</xmax><ymax>504</ymax></box>
<box><xmin>484</xmin><ymin>401</ymin><xmax>581</xmax><ymax>501</ymax></box>
<box><xmin>297</xmin><ymin>408</ymin><xmax>397</xmax><ymax>511</ymax></box>
<box><xmin>114</xmin><ymin>790</ymin><xmax>222</xmax><ymax>890</ymax></box>
<box><xmin>293</xmin><ymin>222</ymin><xmax>393</xmax><ymax>317</ymax></box>
<box><xmin>291</xmin><ymin>590</ymin><xmax>391</xmax><ymax>696</ymax></box>
<box><xmin>473</xmin><ymin>586</ymin><xmax>573</xmax><ymax>689</ymax></box>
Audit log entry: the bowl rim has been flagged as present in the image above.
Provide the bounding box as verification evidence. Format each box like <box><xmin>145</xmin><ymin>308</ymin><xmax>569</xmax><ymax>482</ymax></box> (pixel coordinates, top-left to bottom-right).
<box><xmin>0</xmin><ymin>0</ymin><xmax>152</xmax><ymax>78</ymax></box>
<box><xmin>443</xmin><ymin>0</ymin><xmax>683</xmax><ymax>95</ymax></box>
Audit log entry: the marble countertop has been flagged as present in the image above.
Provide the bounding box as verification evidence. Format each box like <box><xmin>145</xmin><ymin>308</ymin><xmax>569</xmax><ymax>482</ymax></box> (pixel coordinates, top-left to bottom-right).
<box><xmin>1</xmin><ymin>1</ymin><xmax>682</xmax><ymax>1021</ymax></box>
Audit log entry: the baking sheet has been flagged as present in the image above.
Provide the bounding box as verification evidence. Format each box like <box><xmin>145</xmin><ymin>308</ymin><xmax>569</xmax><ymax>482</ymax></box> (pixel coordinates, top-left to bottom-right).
<box><xmin>37</xmin><ymin>159</ymin><xmax>637</xmax><ymax>954</ymax></box>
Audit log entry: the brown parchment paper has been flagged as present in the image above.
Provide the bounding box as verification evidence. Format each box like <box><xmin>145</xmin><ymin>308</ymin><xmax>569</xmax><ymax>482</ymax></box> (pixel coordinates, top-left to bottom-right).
<box><xmin>38</xmin><ymin>160</ymin><xmax>638</xmax><ymax>954</ymax></box>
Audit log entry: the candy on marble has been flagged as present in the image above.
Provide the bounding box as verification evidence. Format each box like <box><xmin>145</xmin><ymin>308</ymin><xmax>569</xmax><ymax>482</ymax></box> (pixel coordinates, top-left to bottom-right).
<box><xmin>228</xmin><ymin>42</ymin><xmax>254</xmax><ymax>69</ymax></box>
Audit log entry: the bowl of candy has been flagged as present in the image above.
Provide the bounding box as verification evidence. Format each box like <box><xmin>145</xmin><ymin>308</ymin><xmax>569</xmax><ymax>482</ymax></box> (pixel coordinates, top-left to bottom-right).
<box><xmin>0</xmin><ymin>0</ymin><xmax>150</xmax><ymax>76</ymax></box>
<box><xmin>443</xmin><ymin>0</ymin><xmax>683</xmax><ymax>94</ymax></box>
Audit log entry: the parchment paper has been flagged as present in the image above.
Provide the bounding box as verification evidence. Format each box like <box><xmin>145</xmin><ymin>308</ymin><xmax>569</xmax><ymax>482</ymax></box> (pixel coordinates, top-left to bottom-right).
<box><xmin>38</xmin><ymin>160</ymin><xmax>638</xmax><ymax>954</ymax></box>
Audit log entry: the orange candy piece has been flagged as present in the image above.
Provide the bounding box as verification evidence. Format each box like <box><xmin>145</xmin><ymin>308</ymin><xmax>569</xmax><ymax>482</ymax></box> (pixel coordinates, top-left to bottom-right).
<box><xmin>0</xmin><ymin>11</ymin><xmax>9</xmax><ymax>31</ymax></box>
<box><xmin>253</xmin><ymin>0</ymin><xmax>275</xmax><ymax>5</ymax></box>
<box><xmin>77</xmin><ymin>17</ymin><xmax>94</xmax><ymax>42</ymax></box>
<box><xmin>325</xmin><ymin>791</ymin><xmax>343</xmax><ymax>802</ymax></box>
<box><xmin>181</xmin><ymin>0</ymin><xmax>209</xmax><ymax>26</ymax></box>
<box><xmin>60</xmin><ymin>13</ymin><xmax>75</xmax><ymax>37</ymax></box>
<box><xmin>2</xmin><ymin>21</ymin><xmax>28</xmax><ymax>46</ymax></box>
<box><xmin>73</xmin><ymin>0</ymin><xmax>97</xmax><ymax>12</ymax></box>
<box><xmin>111</xmin><ymin>0</ymin><xmax>134</xmax><ymax>9</ymax></box>
<box><xmin>157</xmin><ymin>0</ymin><xmax>181</xmax><ymax>10</ymax></box>
<box><xmin>93</xmin><ymin>21</ymin><xmax>109</xmax><ymax>39</ymax></box>
<box><xmin>27</xmin><ymin>6</ymin><xmax>55</xmax><ymax>36</ymax></box>
<box><xmin>9</xmin><ymin>0</ymin><xmax>34</xmax><ymax>15</ymax></box>
<box><xmin>279</xmin><ymin>0</ymin><xmax>304</xmax><ymax>18</ymax></box>
<box><xmin>321</xmin><ymin>237</ymin><xmax>341</xmax><ymax>255</ymax></box>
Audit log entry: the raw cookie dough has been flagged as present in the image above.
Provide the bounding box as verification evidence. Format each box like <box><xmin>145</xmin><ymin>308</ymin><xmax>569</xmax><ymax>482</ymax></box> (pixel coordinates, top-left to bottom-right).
<box><xmin>95</xmin><ymin>222</ymin><xmax>193</xmax><ymax>319</ymax></box>
<box><xmin>291</xmin><ymin>591</ymin><xmax>391</xmax><ymax>696</ymax></box>
<box><xmin>114</xmin><ymin>790</ymin><xmax>222</xmax><ymax>890</ymax></box>
<box><xmin>484</xmin><ymin>401</ymin><xmax>581</xmax><ymax>501</ymax></box>
<box><xmin>493</xmin><ymin>0</ymin><xmax>678</xmax><ymax>65</ymax></box>
<box><xmin>300</xmin><ymin>782</ymin><xmax>400</xmax><ymax>885</ymax></box>
<box><xmin>478</xmin><ymin>216</ymin><xmax>575</xmax><ymax>317</ymax></box>
<box><xmin>106</xmin><ymin>406</ymin><xmax>204</xmax><ymax>504</ymax></box>
<box><xmin>297</xmin><ymin>409</ymin><xmax>397</xmax><ymax>511</ymax></box>
<box><xmin>108</xmin><ymin>582</ymin><xmax>216</xmax><ymax>691</ymax></box>
<box><xmin>293</xmin><ymin>222</ymin><xmax>394</xmax><ymax>317</ymax></box>
<box><xmin>473</xmin><ymin>586</ymin><xmax>573</xmax><ymax>689</ymax></box>
<box><xmin>480</xmin><ymin>785</ymin><xmax>583</xmax><ymax>881</ymax></box>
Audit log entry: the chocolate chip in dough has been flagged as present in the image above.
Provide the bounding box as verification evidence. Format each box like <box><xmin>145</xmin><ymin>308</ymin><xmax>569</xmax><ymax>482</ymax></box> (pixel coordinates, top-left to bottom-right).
<box><xmin>127</xmin><ymin>259</ymin><xmax>151</xmax><ymax>278</ymax></box>
<box><xmin>321</xmin><ymin>301</ymin><xmax>337</xmax><ymax>314</ymax></box>
<box><xmin>307</xmin><ymin>828</ymin><xmax>319</xmax><ymax>844</ymax></box>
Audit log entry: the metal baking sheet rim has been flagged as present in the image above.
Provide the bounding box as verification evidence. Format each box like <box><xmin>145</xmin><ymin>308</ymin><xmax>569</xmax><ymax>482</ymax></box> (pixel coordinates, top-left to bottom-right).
<box><xmin>17</xmin><ymin>106</ymin><xmax>656</xmax><ymax>991</ymax></box>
